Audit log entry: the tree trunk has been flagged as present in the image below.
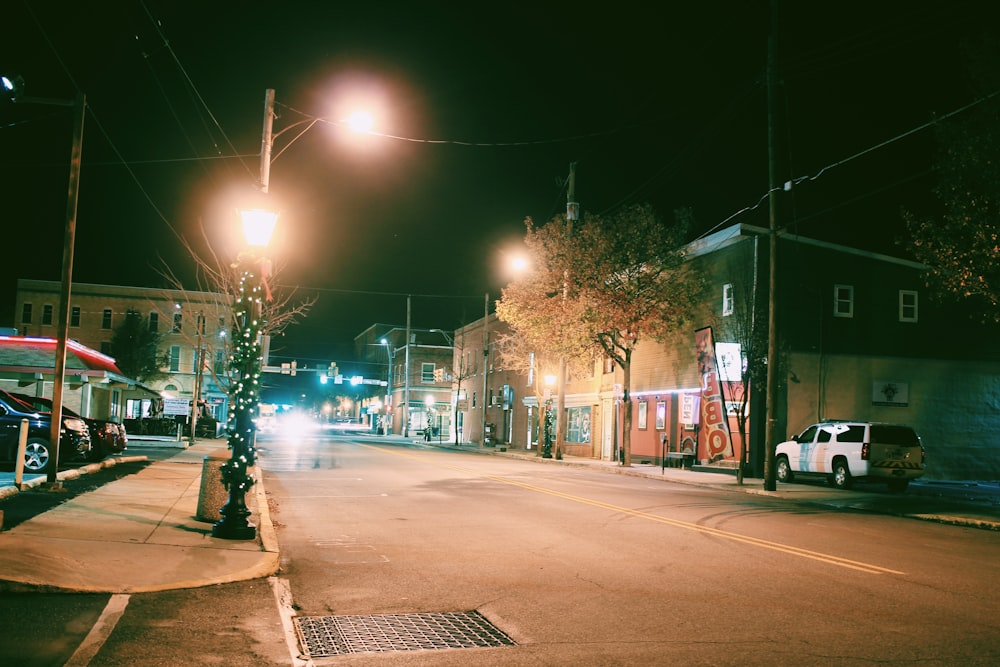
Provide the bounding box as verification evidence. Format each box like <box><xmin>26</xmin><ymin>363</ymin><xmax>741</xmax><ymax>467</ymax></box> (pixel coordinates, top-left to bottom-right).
<box><xmin>621</xmin><ymin>348</ymin><xmax>633</xmax><ymax>467</ymax></box>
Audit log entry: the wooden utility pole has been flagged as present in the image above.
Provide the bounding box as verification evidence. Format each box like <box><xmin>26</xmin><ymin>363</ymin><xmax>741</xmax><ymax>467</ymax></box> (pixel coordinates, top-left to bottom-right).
<box><xmin>763</xmin><ymin>1</ymin><xmax>780</xmax><ymax>491</ymax></box>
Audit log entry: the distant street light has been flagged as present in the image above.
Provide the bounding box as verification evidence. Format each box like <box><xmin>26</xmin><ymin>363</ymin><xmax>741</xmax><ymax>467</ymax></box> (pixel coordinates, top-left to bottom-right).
<box><xmin>2</xmin><ymin>74</ymin><xmax>84</xmax><ymax>487</ymax></box>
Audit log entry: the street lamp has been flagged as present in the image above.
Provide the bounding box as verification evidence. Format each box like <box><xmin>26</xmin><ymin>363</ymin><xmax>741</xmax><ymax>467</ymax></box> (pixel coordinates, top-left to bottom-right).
<box><xmin>380</xmin><ymin>338</ymin><xmax>395</xmax><ymax>435</ymax></box>
<box><xmin>212</xmin><ymin>206</ymin><xmax>278</xmax><ymax>540</ymax></box>
<box><xmin>542</xmin><ymin>374</ymin><xmax>556</xmax><ymax>458</ymax></box>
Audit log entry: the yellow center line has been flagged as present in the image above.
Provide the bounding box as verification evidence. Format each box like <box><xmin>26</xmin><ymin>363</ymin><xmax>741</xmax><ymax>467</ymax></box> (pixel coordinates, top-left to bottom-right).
<box><xmin>362</xmin><ymin>445</ymin><xmax>905</xmax><ymax>575</ymax></box>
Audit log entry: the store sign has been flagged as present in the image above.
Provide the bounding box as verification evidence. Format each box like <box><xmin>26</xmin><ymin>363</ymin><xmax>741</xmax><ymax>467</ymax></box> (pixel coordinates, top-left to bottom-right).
<box><xmin>695</xmin><ymin>327</ymin><xmax>734</xmax><ymax>461</ymax></box>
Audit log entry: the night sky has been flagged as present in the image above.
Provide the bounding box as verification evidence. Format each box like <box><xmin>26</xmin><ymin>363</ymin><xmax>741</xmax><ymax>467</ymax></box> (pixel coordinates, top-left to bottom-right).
<box><xmin>2</xmin><ymin>1</ymin><xmax>997</xmax><ymax>371</ymax></box>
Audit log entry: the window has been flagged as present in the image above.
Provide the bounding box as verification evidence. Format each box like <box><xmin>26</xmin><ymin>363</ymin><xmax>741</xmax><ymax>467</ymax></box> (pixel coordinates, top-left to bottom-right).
<box><xmin>149</xmin><ymin>311</ymin><xmax>159</xmax><ymax>332</ymax></box>
<box><xmin>833</xmin><ymin>284</ymin><xmax>854</xmax><ymax>318</ymax></box>
<box><xmin>42</xmin><ymin>304</ymin><xmax>53</xmax><ymax>325</ymax></box>
<box><xmin>102</xmin><ymin>308</ymin><xmax>113</xmax><ymax>329</ymax></box>
<box><xmin>899</xmin><ymin>290</ymin><xmax>918</xmax><ymax>322</ymax></box>
<box><xmin>214</xmin><ymin>350</ymin><xmax>226</xmax><ymax>375</ymax></box>
<box><xmin>421</xmin><ymin>362</ymin><xmax>435</xmax><ymax>383</ymax></box>
<box><xmin>196</xmin><ymin>313</ymin><xmax>206</xmax><ymax>335</ymax></box>
<box><xmin>70</xmin><ymin>306</ymin><xmax>81</xmax><ymax>327</ymax></box>
<box><xmin>722</xmin><ymin>283</ymin><xmax>734</xmax><ymax>317</ymax></box>
<box><xmin>566</xmin><ymin>406</ymin><xmax>592</xmax><ymax>443</ymax></box>
<box><xmin>20</xmin><ymin>303</ymin><xmax>32</xmax><ymax>324</ymax></box>
<box><xmin>169</xmin><ymin>345</ymin><xmax>181</xmax><ymax>372</ymax></box>
<box><xmin>172</xmin><ymin>312</ymin><xmax>182</xmax><ymax>333</ymax></box>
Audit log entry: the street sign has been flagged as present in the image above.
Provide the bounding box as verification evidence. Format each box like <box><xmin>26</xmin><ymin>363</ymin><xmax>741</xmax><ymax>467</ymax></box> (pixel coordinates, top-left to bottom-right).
<box><xmin>163</xmin><ymin>398</ymin><xmax>189</xmax><ymax>416</ymax></box>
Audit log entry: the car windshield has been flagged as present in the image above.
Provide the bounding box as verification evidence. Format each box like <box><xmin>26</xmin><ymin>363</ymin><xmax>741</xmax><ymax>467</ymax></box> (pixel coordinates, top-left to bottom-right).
<box><xmin>1</xmin><ymin>390</ymin><xmax>37</xmax><ymax>412</ymax></box>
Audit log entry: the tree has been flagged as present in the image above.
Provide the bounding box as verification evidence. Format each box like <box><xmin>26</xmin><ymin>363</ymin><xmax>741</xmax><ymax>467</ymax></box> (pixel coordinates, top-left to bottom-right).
<box><xmin>155</xmin><ymin>222</ymin><xmax>316</xmax><ymax>398</ymax></box>
<box><xmin>576</xmin><ymin>204</ymin><xmax>701</xmax><ymax>466</ymax></box>
<box><xmin>903</xmin><ymin>37</ymin><xmax>1000</xmax><ymax>323</ymax></box>
<box><xmin>496</xmin><ymin>216</ymin><xmax>596</xmax><ymax>457</ymax></box>
<box><xmin>498</xmin><ymin>204</ymin><xmax>701</xmax><ymax>465</ymax></box>
<box><xmin>110</xmin><ymin>309</ymin><xmax>168</xmax><ymax>383</ymax></box>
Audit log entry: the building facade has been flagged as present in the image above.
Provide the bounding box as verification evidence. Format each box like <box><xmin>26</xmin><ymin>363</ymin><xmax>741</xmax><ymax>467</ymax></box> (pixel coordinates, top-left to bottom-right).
<box><xmin>15</xmin><ymin>279</ymin><xmax>232</xmax><ymax>428</ymax></box>
<box><xmin>450</xmin><ymin>224</ymin><xmax>1000</xmax><ymax>481</ymax></box>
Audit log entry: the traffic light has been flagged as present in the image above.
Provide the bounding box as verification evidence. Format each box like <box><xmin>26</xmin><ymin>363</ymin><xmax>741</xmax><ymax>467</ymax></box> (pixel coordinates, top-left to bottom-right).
<box><xmin>327</xmin><ymin>362</ymin><xmax>338</xmax><ymax>377</ymax></box>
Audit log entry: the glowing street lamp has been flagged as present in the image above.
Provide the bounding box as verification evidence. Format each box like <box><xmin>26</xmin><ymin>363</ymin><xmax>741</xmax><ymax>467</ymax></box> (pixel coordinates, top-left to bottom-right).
<box><xmin>212</xmin><ymin>206</ymin><xmax>277</xmax><ymax>540</ymax></box>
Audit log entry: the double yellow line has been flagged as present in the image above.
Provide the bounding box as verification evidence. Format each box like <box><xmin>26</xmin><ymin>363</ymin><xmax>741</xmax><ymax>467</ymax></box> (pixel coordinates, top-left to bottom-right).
<box><xmin>364</xmin><ymin>445</ymin><xmax>904</xmax><ymax>576</ymax></box>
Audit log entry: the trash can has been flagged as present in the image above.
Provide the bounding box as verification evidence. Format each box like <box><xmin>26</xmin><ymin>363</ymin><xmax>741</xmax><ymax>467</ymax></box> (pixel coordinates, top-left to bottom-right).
<box><xmin>196</xmin><ymin>449</ymin><xmax>230</xmax><ymax>522</ymax></box>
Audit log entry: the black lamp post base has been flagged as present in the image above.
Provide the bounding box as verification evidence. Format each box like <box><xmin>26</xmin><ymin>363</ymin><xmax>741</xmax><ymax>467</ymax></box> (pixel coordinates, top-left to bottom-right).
<box><xmin>212</xmin><ymin>519</ymin><xmax>257</xmax><ymax>540</ymax></box>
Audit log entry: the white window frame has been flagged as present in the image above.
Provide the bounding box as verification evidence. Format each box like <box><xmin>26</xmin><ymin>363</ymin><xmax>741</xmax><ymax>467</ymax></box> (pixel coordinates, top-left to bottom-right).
<box><xmin>169</xmin><ymin>345</ymin><xmax>181</xmax><ymax>372</ymax></box>
<box><xmin>899</xmin><ymin>290</ymin><xmax>918</xmax><ymax>322</ymax></box>
<box><xmin>833</xmin><ymin>284</ymin><xmax>854</xmax><ymax>318</ymax></box>
<box><xmin>722</xmin><ymin>283</ymin><xmax>734</xmax><ymax>317</ymax></box>
<box><xmin>102</xmin><ymin>308</ymin><xmax>113</xmax><ymax>329</ymax></box>
<box><xmin>421</xmin><ymin>362</ymin><xmax>435</xmax><ymax>383</ymax></box>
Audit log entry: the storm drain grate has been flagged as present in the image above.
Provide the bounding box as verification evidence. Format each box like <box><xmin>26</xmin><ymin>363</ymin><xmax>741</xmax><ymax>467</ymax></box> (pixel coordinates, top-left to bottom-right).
<box><xmin>294</xmin><ymin>610</ymin><xmax>516</xmax><ymax>657</ymax></box>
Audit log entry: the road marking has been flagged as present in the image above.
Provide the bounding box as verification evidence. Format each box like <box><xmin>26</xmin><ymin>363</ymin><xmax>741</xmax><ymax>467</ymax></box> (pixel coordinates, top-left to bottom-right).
<box><xmin>64</xmin><ymin>594</ymin><xmax>130</xmax><ymax>667</ymax></box>
<box><xmin>363</xmin><ymin>445</ymin><xmax>905</xmax><ymax>576</ymax></box>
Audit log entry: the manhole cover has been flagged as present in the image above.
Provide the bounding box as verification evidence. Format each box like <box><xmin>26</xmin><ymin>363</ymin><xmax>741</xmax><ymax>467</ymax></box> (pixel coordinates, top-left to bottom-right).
<box><xmin>294</xmin><ymin>610</ymin><xmax>516</xmax><ymax>657</ymax></box>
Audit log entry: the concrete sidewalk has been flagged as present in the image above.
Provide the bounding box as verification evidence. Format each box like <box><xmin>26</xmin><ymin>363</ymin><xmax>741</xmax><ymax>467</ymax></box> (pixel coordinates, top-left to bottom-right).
<box><xmin>0</xmin><ymin>439</ymin><xmax>278</xmax><ymax>593</ymax></box>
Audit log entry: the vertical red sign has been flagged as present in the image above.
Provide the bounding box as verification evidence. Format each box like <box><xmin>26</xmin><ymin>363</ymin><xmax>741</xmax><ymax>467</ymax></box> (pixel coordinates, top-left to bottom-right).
<box><xmin>695</xmin><ymin>327</ymin><xmax>734</xmax><ymax>461</ymax></box>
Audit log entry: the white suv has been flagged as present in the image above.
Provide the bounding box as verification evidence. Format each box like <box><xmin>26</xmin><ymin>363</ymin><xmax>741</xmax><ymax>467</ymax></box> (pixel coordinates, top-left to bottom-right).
<box><xmin>775</xmin><ymin>421</ymin><xmax>925</xmax><ymax>493</ymax></box>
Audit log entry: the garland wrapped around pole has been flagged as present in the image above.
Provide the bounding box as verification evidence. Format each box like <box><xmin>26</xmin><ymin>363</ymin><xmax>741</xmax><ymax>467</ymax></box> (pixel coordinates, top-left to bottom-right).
<box><xmin>213</xmin><ymin>264</ymin><xmax>264</xmax><ymax>539</ymax></box>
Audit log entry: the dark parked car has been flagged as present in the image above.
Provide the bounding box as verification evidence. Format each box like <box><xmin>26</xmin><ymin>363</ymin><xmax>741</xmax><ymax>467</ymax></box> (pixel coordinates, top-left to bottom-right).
<box><xmin>7</xmin><ymin>392</ymin><xmax>127</xmax><ymax>461</ymax></box>
<box><xmin>0</xmin><ymin>389</ymin><xmax>92</xmax><ymax>473</ymax></box>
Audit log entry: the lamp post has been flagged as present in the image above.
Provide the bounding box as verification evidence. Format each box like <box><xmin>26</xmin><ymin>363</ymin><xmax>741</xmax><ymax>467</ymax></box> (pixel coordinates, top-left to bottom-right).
<box><xmin>212</xmin><ymin>208</ymin><xmax>277</xmax><ymax>540</ymax></box>
<box><xmin>380</xmin><ymin>338</ymin><xmax>395</xmax><ymax>434</ymax></box>
<box><xmin>542</xmin><ymin>374</ymin><xmax>556</xmax><ymax>458</ymax></box>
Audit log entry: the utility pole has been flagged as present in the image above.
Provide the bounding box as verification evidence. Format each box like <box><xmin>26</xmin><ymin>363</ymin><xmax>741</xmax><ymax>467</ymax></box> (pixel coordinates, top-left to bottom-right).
<box><xmin>763</xmin><ymin>1</ymin><xmax>780</xmax><ymax>491</ymax></box>
<box><xmin>553</xmin><ymin>162</ymin><xmax>578</xmax><ymax>459</ymax></box>
<box><xmin>403</xmin><ymin>295</ymin><xmax>411</xmax><ymax>437</ymax></box>
<box><xmin>481</xmin><ymin>292</ymin><xmax>489</xmax><ymax>447</ymax></box>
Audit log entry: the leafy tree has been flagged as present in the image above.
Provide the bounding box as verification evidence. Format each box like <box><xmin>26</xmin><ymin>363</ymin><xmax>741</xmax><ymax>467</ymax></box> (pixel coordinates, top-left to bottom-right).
<box><xmin>498</xmin><ymin>204</ymin><xmax>701</xmax><ymax>465</ymax></box>
<box><xmin>497</xmin><ymin>215</ymin><xmax>596</xmax><ymax>457</ymax></box>
<box><xmin>110</xmin><ymin>309</ymin><xmax>168</xmax><ymax>383</ymax></box>
<box><xmin>576</xmin><ymin>204</ymin><xmax>701</xmax><ymax>466</ymax></box>
<box><xmin>903</xmin><ymin>37</ymin><xmax>1000</xmax><ymax>323</ymax></box>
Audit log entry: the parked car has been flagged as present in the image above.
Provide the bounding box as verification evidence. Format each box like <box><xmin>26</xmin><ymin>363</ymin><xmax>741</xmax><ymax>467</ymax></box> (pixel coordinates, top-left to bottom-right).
<box><xmin>775</xmin><ymin>420</ymin><xmax>925</xmax><ymax>492</ymax></box>
<box><xmin>0</xmin><ymin>389</ymin><xmax>92</xmax><ymax>473</ymax></box>
<box><xmin>8</xmin><ymin>392</ymin><xmax>127</xmax><ymax>461</ymax></box>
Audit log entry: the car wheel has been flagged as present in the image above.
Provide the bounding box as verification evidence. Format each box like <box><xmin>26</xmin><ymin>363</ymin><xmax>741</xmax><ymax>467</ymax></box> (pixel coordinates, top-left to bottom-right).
<box><xmin>830</xmin><ymin>458</ymin><xmax>853</xmax><ymax>489</ymax></box>
<box><xmin>887</xmin><ymin>479</ymin><xmax>909</xmax><ymax>493</ymax></box>
<box><xmin>776</xmin><ymin>455</ymin><xmax>794</xmax><ymax>483</ymax></box>
<box><xmin>23</xmin><ymin>438</ymin><xmax>53</xmax><ymax>473</ymax></box>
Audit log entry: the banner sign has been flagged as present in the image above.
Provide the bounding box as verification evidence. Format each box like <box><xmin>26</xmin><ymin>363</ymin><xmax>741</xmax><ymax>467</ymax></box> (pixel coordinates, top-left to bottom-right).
<box><xmin>695</xmin><ymin>326</ymin><xmax>734</xmax><ymax>461</ymax></box>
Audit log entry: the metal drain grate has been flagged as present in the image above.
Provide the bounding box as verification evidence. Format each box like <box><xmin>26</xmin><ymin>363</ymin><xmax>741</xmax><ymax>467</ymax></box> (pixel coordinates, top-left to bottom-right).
<box><xmin>294</xmin><ymin>610</ymin><xmax>516</xmax><ymax>657</ymax></box>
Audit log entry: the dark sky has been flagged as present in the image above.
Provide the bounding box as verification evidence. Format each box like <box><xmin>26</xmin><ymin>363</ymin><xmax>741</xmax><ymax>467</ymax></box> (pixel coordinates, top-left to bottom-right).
<box><xmin>2</xmin><ymin>1</ymin><xmax>997</xmax><ymax>369</ymax></box>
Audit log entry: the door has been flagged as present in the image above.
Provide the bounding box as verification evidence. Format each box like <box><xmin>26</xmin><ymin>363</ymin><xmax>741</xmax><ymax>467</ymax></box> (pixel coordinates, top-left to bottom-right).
<box><xmin>601</xmin><ymin>399</ymin><xmax>614</xmax><ymax>461</ymax></box>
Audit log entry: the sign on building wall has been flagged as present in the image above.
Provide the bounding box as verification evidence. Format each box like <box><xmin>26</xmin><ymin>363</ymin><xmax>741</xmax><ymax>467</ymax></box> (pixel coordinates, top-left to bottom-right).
<box><xmin>872</xmin><ymin>381</ymin><xmax>909</xmax><ymax>407</ymax></box>
<box><xmin>695</xmin><ymin>326</ymin><xmax>735</xmax><ymax>461</ymax></box>
<box><xmin>163</xmin><ymin>398</ymin><xmax>189</xmax><ymax>416</ymax></box>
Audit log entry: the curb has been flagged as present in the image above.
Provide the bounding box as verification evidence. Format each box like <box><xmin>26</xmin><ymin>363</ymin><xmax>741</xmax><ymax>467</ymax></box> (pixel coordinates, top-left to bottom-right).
<box><xmin>0</xmin><ymin>455</ymin><xmax>150</xmax><ymax>501</ymax></box>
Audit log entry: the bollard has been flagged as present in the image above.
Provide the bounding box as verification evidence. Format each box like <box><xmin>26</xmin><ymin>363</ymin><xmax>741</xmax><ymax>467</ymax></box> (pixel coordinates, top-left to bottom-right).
<box><xmin>196</xmin><ymin>449</ymin><xmax>231</xmax><ymax>522</ymax></box>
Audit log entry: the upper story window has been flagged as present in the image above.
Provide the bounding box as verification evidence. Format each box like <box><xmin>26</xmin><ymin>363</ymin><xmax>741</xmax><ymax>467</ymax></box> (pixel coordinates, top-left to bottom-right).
<box><xmin>722</xmin><ymin>283</ymin><xmax>734</xmax><ymax>317</ymax></box>
<box><xmin>172</xmin><ymin>312</ymin><xmax>183</xmax><ymax>333</ymax></box>
<box><xmin>196</xmin><ymin>314</ymin><xmax>206</xmax><ymax>335</ymax></box>
<box><xmin>421</xmin><ymin>362</ymin><xmax>435</xmax><ymax>383</ymax></box>
<box><xmin>102</xmin><ymin>308</ymin><xmax>113</xmax><ymax>329</ymax></box>
<box><xmin>70</xmin><ymin>306</ymin><xmax>81</xmax><ymax>327</ymax></box>
<box><xmin>899</xmin><ymin>290</ymin><xmax>918</xmax><ymax>323</ymax></box>
<box><xmin>149</xmin><ymin>311</ymin><xmax>159</xmax><ymax>332</ymax></box>
<box><xmin>20</xmin><ymin>303</ymin><xmax>32</xmax><ymax>324</ymax></box>
<box><xmin>169</xmin><ymin>345</ymin><xmax>181</xmax><ymax>372</ymax></box>
<box><xmin>833</xmin><ymin>284</ymin><xmax>854</xmax><ymax>318</ymax></box>
<box><xmin>42</xmin><ymin>304</ymin><xmax>53</xmax><ymax>325</ymax></box>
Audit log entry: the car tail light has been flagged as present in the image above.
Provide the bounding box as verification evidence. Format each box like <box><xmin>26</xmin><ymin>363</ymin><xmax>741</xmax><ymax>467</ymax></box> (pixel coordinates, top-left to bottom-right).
<box><xmin>861</xmin><ymin>442</ymin><xmax>869</xmax><ymax>460</ymax></box>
